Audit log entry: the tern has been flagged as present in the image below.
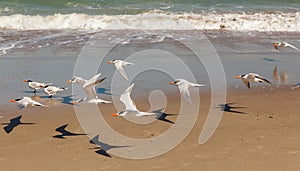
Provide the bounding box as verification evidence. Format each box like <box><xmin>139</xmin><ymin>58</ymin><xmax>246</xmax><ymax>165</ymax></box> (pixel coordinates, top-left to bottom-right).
<box><xmin>23</xmin><ymin>80</ymin><xmax>51</xmax><ymax>94</ymax></box>
<box><xmin>235</xmin><ymin>73</ymin><xmax>271</xmax><ymax>89</ymax></box>
<box><xmin>107</xmin><ymin>59</ymin><xmax>134</xmax><ymax>81</ymax></box>
<box><xmin>43</xmin><ymin>85</ymin><xmax>68</xmax><ymax>98</ymax></box>
<box><xmin>67</xmin><ymin>73</ymin><xmax>111</xmax><ymax>104</ymax></box>
<box><xmin>169</xmin><ymin>79</ymin><xmax>205</xmax><ymax>103</ymax></box>
<box><xmin>112</xmin><ymin>84</ymin><xmax>156</xmax><ymax>117</ymax></box>
<box><xmin>10</xmin><ymin>97</ymin><xmax>48</xmax><ymax>110</ymax></box>
<box><xmin>273</xmin><ymin>42</ymin><xmax>299</xmax><ymax>51</ymax></box>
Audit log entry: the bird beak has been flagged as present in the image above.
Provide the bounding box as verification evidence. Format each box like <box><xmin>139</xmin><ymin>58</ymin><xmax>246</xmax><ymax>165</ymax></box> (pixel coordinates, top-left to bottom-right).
<box><xmin>169</xmin><ymin>82</ymin><xmax>175</xmax><ymax>85</ymax></box>
<box><xmin>107</xmin><ymin>61</ymin><xmax>112</xmax><ymax>64</ymax></box>
<box><xmin>235</xmin><ymin>76</ymin><xmax>241</xmax><ymax>79</ymax></box>
<box><xmin>273</xmin><ymin>43</ymin><xmax>278</xmax><ymax>49</ymax></box>
<box><xmin>66</xmin><ymin>80</ymin><xmax>71</xmax><ymax>83</ymax></box>
<box><xmin>112</xmin><ymin>113</ymin><xmax>119</xmax><ymax>117</ymax></box>
<box><xmin>23</xmin><ymin>80</ymin><xmax>28</xmax><ymax>82</ymax></box>
<box><xmin>9</xmin><ymin>99</ymin><xmax>16</xmax><ymax>102</ymax></box>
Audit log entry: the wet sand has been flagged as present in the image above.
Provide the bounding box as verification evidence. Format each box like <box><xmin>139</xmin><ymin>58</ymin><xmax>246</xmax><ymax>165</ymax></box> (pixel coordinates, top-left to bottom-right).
<box><xmin>0</xmin><ymin>87</ymin><xmax>299</xmax><ymax>170</ymax></box>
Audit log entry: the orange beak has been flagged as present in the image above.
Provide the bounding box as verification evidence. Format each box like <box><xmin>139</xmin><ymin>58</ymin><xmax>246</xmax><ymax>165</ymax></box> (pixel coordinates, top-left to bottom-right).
<box><xmin>169</xmin><ymin>82</ymin><xmax>175</xmax><ymax>85</ymax></box>
<box><xmin>107</xmin><ymin>61</ymin><xmax>112</xmax><ymax>64</ymax></box>
<box><xmin>66</xmin><ymin>80</ymin><xmax>71</xmax><ymax>83</ymax></box>
<box><xmin>23</xmin><ymin>80</ymin><xmax>28</xmax><ymax>82</ymax></box>
<box><xmin>10</xmin><ymin>99</ymin><xmax>16</xmax><ymax>102</ymax></box>
<box><xmin>112</xmin><ymin>113</ymin><xmax>119</xmax><ymax>117</ymax></box>
<box><xmin>235</xmin><ymin>76</ymin><xmax>241</xmax><ymax>79</ymax></box>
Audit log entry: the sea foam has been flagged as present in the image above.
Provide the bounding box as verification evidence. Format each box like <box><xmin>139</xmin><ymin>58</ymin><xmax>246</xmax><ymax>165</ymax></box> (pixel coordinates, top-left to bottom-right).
<box><xmin>0</xmin><ymin>10</ymin><xmax>299</xmax><ymax>31</ymax></box>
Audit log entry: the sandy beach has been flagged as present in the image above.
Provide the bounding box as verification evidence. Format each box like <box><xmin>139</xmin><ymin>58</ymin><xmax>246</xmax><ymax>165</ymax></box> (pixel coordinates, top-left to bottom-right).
<box><xmin>0</xmin><ymin>86</ymin><xmax>299</xmax><ymax>170</ymax></box>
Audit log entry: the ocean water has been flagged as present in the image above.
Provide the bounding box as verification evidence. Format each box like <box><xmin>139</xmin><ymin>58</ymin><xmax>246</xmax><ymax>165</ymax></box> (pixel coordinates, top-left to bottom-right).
<box><xmin>1</xmin><ymin>0</ymin><xmax>300</xmax><ymax>15</ymax></box>
<box><xmin>0</xmin><ymin>0</ymin><xmax>299</xmax><ymax>31</ymax></box>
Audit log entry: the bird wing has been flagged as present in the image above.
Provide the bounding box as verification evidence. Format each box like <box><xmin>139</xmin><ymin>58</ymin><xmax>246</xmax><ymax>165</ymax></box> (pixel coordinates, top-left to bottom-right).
<box><xmin>273</xmin><ymin>65</ymin><xmax>279</xmax><ymax>80</ymax></box>
<box><xmin>30</xmin><ymin>99</ymin><xmax>48</xmax><ymax>107</ymax></box>
<box><xmin>83</xmin><ymin>73</ymin><xmax>101</xmax><ymax>88</ymax></box>
<box><xmin>87</xmin><ymin>98</ymin><xmax>112</xmax><ymax>104</ymax></box>
<box><xmin>178</xmin><ymin>83</ymin><xmax>192</xmax><ymax>103</ymax></box>
<box><xmin>115</xmin><ymin>62</ymin><xmax>129</xmax><ymax>81</ymax></box>
<box><xmin>284</xmin><ymin>42</ymin><xmax>300</xmax><ymax>51</ymax></box>
<box><xmin>83</xmin><ymin>84</ymin><xmax>98</xmax><ymax>100</ymax></box>
<box><xmin>254</xmin><ymin>75</ymin><xmax>272</xmax><ymax>84</ymax></box>
<box><xmin>242</xmin><ymin>79</ymin><xmax>251</xmax><ymax>89</ymax></box>
<box><xmin>122</xmin><ymin>61</ymin><xmax>134</xmax><ymax>66</ymax></box>
<box><xmin>136</xmin><ymin>112</ymin><xmax>157</xmax><ymax>117</ymax></box>
<box><xmin>189</xmin><ymin>82</ymin><xmax>205</xmax><ymax>87</ymax></box>
<box><xmin>17</xmin><ymin>98</ymin><xmax>30</xmax><ymax>109</ymax></box>
<box><xmin>120</xmin><ymin>84</ymin><xmax>137</xmax><ymax>111</ymax></box>
<box><xmin>94</xmin><ymin>77</ymin><xmax>107</xmax><ymax>85</ymax></box>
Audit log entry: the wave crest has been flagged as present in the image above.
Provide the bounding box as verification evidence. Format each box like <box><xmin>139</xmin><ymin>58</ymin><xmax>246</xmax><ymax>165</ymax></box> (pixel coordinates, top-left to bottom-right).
<box><xmin>0</xmin><ymin>11</ymin><xmax>299</xmax><ymax>31</ymax></box>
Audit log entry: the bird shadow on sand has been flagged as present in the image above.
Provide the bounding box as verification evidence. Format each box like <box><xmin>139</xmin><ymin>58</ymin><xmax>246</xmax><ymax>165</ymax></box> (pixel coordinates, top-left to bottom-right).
<box><xmin>152</xmin><ymin>109</ymin><xmax>178</xmax><ymax>124</ymax></box>
<box><xmin>22</xmin><ymin>90</ymin><xmax>36</xmax><ymax>94</ymax></box>
<box><xmin>53</xmin><ymin>124</ymin><xmax>87</xmax><ymax>139</ymax></box>
<box><xmin>1</xmin><ymin>115</ymin><xmax>35</xmax><ymax>134</ymax></box>
<box><xmin>216</xmin><ymin>103</ymin><xmax>247</xmax><ymax>114</ymax></box>
<box><xmin>60</xmin><ymin>95</ymin><xmax>77</xmax><ymax>105</ymax></box>
<box><xmin>96</xmin><ymin>88</ymin><xmax>114</xmax><ymax>96</ymax></box>
<box><xmin>261</xmin><ymin>58</ymin><xmax>282</xmax><ymax>63</ymax></box>
<box><xmin>89</xmin><ymin>135</ymin><xmax>130</xmax><ymax>158</ymax></box>
<box><xmin>39</xmin><ymin>95</ymin><xmax>60</xmax><ymax>99</ymax></box>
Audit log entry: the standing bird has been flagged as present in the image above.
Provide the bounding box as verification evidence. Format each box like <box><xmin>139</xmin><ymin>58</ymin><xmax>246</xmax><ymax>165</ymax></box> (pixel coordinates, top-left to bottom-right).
<box><xmin>169</xmin><ymin>79</ymin><xmax>205</xmax><ymax>103</ymax></box>
<box><xmin>235</xmin><ymin>73</ymin><xmax>271</xmax><ymax>89</ymax></box>
<box><xmin>43</xmin><ymin>85</ymin><xmax>68</xmax><ymax>98</ymax></box>
<box><xmin>112</xmin><ymin>84</ymin><xmax>156</xmax><ymax>117</ymax></box>
<box><xmin>273</xmin><ymin>42</ymin><xmax>299</xmax><ymax>51</ymax></box>
<box><xmin>67</xmin><ymin>73</ymin><xmax>111</xmax><ymax>104</ymax></box>
<box><xmin>23</xmin><ymin>80</ymin><xmax>51</xmax><ymax>94</ymax></box>
<box><xmin>10</xmin><ymin>96</ymin><xmax>48</xmax><ymax>109</ymax></box>
<box><xmin>107</xmin><ymin>59</ymin><xmax>134</xmax><ymax>81</ymax></box>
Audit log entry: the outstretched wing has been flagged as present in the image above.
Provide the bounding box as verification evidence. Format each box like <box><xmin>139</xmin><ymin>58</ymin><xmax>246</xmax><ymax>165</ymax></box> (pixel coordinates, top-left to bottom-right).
<box><xmin>177</xmin><ymin>83</ymin><xmax>192</xmax><ymax>103</ymax></box>
<box><xmin>31</xmin><ymin>99</ymin><xmax>48</xmax><ymax>107</ymax></box>
<box><xmin>83</xmin><ymin>73</ymin><xmax>101</xmax><ymax>88</ymax></box>
<box><xmin>83</xmin><ymin>83</ymin><xmax>98</xmax><ymax>100</ymax></box>
<box><xmin>120</xmin><ymin>84</ymin><xmax>137</xmax><ymax>111</ymax></box>
<box><xmin>255</xmin><ymin>75</ymin><xmax>272</xmax><ymax>84</ymax></box>
<box><xmin>284</xmin><ymin>42</ymin><xmax>300</xmax><ymax>51</ymax></box>
<box><xmin>136</xmin><ymin>112</ymin><xmax>156</xmax><ymax>117</ymax></box>
<box><xmin>273</xmin><ymin>65</ymin><xmax>278</xmax><ymax>80</ymax></box>
<box><xmin>17</xmin><ymin>98</ymin><xmax>29</xmax><ymax>110</ymax></box>
<box><xmin>242</xmin><ymin>79</ymin><xmax>251</xmax><ymax>89</ymax></box>
<box><xmin>115</xmin><ymin>62</ymin><xmax>129</xmax><ymax>81</ymax></box>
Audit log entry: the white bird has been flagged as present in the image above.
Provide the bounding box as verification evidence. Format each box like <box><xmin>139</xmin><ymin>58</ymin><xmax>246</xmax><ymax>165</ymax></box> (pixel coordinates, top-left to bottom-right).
<box><xmin>107</xmin><ymin>59</ymin><xmax>134</xmax><ymax>81</ymax></box>
<box><xmin>169</xmin><ymin>79</ymin><xmax>205</xmax><ymax>103</ymax></box>
<box><xmin>112</xmin><ymin>84</ymin><xmax>156</xmax><ymax>117</ymax></box>
<box><xmin>67</xmin><ymin>73</ymin><xmax>111</xmax><ymax>104</ymax></box>
<box><xmin>23</xmin><ymin>79</ymin><xmax>52</xmax><ymax>94</ymax></box>
<box><xmin>235</xmin><ymin>73</ymin><xmax>272</xmax><ymax>89</ymax></box>
<box><xmin>10</xmin><ymin>97</ymin><xmax>48</xmax><ymax>110</ymax></box>
<box><xmin>273</xmin><ymin>42</ymin><xmax>299</xmax><ymax>51</ymax></box>
<box><xmin>43</xmin><ymin>85</ymin><xmax>68</xmax><ymax>98</ymax></box>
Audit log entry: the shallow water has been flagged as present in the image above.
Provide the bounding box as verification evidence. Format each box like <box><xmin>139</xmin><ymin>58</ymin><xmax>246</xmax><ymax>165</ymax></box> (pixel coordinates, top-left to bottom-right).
<box><xmin>1</xmin><ymin>30</ymin><xmax>300</xmax><ymax>104</ymax></box>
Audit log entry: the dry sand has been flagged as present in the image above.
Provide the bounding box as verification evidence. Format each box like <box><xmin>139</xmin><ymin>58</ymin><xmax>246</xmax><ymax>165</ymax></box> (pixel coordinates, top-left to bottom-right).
<box><xmin>0</xmin><ymin>87</ymin><xmax>299</xmax><ymax>171</ymax></box>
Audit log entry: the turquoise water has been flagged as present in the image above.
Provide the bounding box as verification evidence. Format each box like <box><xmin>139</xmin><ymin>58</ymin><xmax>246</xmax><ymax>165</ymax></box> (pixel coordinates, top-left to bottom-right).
<box><xmin>0</xmin><ymin>0</ymin><xmax>299</xmax><ymax>15</ymax></box>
